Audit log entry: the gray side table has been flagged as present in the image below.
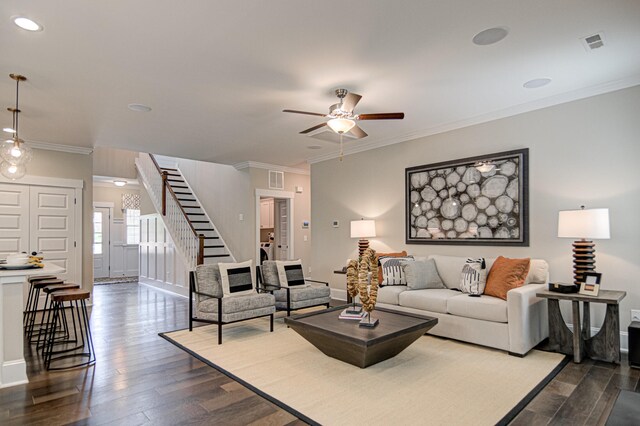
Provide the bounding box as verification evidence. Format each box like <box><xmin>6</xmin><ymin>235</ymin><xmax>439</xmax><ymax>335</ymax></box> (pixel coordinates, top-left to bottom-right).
<box><xmin>536</xmin><ymin>289</ymin><xmax>626</xmax><ymax>364</ymax></box>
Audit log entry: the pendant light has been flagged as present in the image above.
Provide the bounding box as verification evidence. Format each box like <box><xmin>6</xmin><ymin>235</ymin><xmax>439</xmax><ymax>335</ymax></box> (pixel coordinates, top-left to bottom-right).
<box><xmin>1</xmin><ymin>74</ymin><xmax>33</xmax><ymax>180</ymax></box>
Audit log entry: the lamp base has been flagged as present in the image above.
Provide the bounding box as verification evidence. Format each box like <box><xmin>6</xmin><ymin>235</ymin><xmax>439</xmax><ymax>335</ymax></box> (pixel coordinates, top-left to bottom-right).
<box><xmin>573</xmin><ymin>240</ymin><xmax>596</xmax><ymax>285</ymax></box>
<box><xmin>358</xmin><ymin>239</ymin><xmax>370</xmax><ymax>257</ymax></box>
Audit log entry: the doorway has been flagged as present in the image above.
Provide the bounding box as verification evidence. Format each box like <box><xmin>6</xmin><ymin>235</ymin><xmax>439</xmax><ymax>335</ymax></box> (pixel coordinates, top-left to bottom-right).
<box><xmin>93</xmin><ymin>205</ymin><xmax>111</xmax><ymax>279</ymax></box>
<box><xmin>255</xmin><ymin>189</ymin><xmax>294</xmax><ymax>264</ymax></box>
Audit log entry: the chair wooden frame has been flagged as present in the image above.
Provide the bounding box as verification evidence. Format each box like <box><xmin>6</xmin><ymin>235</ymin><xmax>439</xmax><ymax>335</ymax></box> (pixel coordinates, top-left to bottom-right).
<box><xmin>257</xmin><ymin>266</ymin><xmax>330</xmax><ymax>317</ymax></box>
<box><xmin>188</xmin><ymin>270</ymin><xmax>274</xmax><ymax>344</ymax></box>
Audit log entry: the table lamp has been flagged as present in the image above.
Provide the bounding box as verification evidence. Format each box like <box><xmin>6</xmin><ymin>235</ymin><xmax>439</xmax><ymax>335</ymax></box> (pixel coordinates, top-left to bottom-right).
<box><xmin>350</xmin><ymin>219</ymin><xmax>376</xmax><ymax>257</ymax></box>
<box><xmin>558</xmin><ymin>206</ymin><xmax>610</xmax><ymax>285</ymax></box>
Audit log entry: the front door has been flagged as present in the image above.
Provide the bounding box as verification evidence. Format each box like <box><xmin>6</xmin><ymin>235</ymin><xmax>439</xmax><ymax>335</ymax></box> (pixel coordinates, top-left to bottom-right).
<box><xmin>93</xmin><ymin>207</ymin><xmax>110</xmax><ymax>279</ymax></box>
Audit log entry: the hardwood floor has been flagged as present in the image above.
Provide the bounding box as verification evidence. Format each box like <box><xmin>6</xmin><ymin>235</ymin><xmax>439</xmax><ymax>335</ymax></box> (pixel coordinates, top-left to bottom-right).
<box><xmin>1</xmin><ymin>283</ymin><xmax>637</xmax><ymax>425</ymax></box>
<box><xmin>0</xmin><ymin>284</ymin><xmax>304</xmax><ymax>425</ymax></box>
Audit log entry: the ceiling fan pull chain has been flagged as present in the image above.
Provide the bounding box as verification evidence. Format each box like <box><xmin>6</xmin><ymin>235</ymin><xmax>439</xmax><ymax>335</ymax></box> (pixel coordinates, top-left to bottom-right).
<box><xmin>339</xmin><ymin>133</ymin><xmax>343</xmax><ymax>161</ymax></box>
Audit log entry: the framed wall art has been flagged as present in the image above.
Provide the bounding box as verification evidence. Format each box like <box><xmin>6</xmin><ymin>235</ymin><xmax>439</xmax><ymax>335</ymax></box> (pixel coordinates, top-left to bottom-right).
<box><xmin>405</xmin><ymin>148</ymin><xmax>529</xmax><ymax>246</ymax></box>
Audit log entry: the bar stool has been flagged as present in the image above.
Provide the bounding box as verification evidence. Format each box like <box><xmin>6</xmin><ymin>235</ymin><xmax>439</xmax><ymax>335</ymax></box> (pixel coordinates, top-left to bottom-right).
<box><xmin>35</xmin><ymin>283</ymin><xmax>81</xmax><ymax>349</ymax></box>
<box><xmin>24</xmin><ymin>278</ymin><xmax>64</xmax><ymax>340</ymax></box>
<box><xmin>43</xmin><ymin>289</ymin><xmax>95</xmax><ymax>370</ymax></box>
<box><xmin>24</xmin><ymin>275</ymin><xmax>58</xmax><ymax>326</ymax></box>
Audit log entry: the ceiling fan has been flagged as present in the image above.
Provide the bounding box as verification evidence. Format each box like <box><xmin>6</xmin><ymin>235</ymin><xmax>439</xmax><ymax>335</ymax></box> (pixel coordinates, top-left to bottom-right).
<box><xmin>283</xmin><ymin>89</ymin><xmax>404</xmax><ymax>139</ymax></box>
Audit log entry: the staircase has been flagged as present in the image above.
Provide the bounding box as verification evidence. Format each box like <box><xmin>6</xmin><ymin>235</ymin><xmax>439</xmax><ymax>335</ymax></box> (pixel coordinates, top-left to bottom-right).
<box><xmin>136</xmin><ymin>153</ymin><xmax>234</xmax><ymax>270</ymax></box>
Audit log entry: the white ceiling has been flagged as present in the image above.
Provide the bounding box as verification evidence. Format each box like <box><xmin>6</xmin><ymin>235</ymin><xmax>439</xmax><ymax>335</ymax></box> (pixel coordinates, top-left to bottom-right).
<box><xmin>1</xmin><ymin>0</ymin><xmax>639</xmax><ymax>167</ymax></box>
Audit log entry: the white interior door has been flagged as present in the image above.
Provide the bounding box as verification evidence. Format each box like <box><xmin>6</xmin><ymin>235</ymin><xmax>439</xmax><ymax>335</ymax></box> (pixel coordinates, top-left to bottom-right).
<box><xmin>0</xmin><ymin>183</ymin><xmax>29</xmax><ymax>258</ymax></box>
<box><xmin>275</xmin><ymin>199</ymin><xmax>289</xmax><ymax>260</ymax></box>
<box><xmin>30</xmin><ymin>186</ymin><xmax>76</xmax><ymax>283</ymax></box>
<box><xmin>93</xmin><ymin>206</ymin><xmax>110</xmax><ymax>279</ymax></box>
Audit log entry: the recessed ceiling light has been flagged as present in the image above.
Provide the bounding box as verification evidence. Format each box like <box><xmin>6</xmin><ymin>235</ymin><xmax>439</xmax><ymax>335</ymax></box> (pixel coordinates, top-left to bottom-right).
<box><xmin>307</xmin><ymin>145</ymin><xmax>322</xmax><ymax>150</ymax></box>
<box><xmin>114</xmin><ymin>180</ymin><xmax>127</xmax><ymax>187</ymax></box>
<box><xmin>12</xmin><ymin>16</ymin><xmax>43</xmax><ymax>32</ymax></box>
<box><xmin>472</xmin><ymin>27</ymin><xmax>509</xmax><ymax>46</ymax></box>
<box><xmin>128</xmin><ymin>103</ymin><xmax>152</xmax><ymax>112</ymax></box>
<box><xmin>523</xmin><ymin>78</ymin><xmax>552</xmax><ymax>89</ymax></box>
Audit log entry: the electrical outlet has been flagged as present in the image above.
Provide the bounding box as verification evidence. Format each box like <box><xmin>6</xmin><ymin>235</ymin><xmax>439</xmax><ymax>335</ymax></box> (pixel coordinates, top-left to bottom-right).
<box><xmin>632</xmin><ymin>310</ymin><xmax>640</xmax><ymax>322</ymax></box>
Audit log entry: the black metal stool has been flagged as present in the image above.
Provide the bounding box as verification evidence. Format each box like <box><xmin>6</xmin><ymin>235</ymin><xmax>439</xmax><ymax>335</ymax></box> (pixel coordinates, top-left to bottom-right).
<box><xmin>43</xmin><ymin>289</ymin><xmax>95</xmax><ymax>370</ymax></box>
<box><xmin>24</xmin><ymin>275</ymin><xmax>58</xmax><ymax>326</ymax></box>
<box><xmin>24</xmin><ymin>278</ymin><xmax>64</xmax><ymax>340</ymax></box>
<box><xmin>35</xmin><ymin>283</ymin><xmax>81</xmax><ymax>350</ymax></box>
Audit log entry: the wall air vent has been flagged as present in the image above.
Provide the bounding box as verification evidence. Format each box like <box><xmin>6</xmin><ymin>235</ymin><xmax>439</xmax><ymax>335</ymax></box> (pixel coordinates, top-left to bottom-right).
<box><xmin>269</xmin><ymin>170</ymin><xmax>284</xmax><ymax>190</ymax></box>
<box><xmin>581</xmin><ymin>33</ymin><xmax>605</xmax><ymax>51</ymax></box>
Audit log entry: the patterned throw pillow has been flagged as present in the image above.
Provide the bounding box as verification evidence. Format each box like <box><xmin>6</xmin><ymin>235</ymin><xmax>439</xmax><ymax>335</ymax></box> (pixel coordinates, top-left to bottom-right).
<box><xmin>219</xmin><ymin>260</ymin><xmax>255</xmax><ymax>297</ymax></box>
<box><xmin>275</xmin><ymin>260</ymin><xmax>308</xmax><ymax>288</ymax></box>
<box><xmin>380</xmin><ymin>256</ymin><xmax>414</xmax><ymax>286</ymax></box>
<box><xmin>459</xmin><ymin>258</ymin><xmax>487</xmax><ymax>296</ymax></box>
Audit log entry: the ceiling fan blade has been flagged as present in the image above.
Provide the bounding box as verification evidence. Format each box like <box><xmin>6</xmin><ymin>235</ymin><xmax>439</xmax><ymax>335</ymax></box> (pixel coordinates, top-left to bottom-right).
<box><xmin>341</xmin><ymin>92</ymin><xmax>362</xmax><ymax>113</ymax></box>
<box><xmin>283</xmin><ymin>109</ymin><xmax>327</xmax><ymax>117</ymax></box>
<box><xmin>349</xmin><ymin>124</ymin><xmax>368</xmax><ymax>139</ymax></box>
<box><xmin>357</xmin><ymin>112</ymin><xmax>405</xmax><ymax>120</ymax></box>
<box><xmin>299</xmin><ymin>122</ymin><xmax>328</xmax><ymax>134</ymax></box>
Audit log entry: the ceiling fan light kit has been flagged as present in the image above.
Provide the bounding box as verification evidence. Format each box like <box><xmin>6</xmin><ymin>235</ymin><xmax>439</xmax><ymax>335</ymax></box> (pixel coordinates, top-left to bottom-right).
<box><xmin>1</xmin><ymin>74</ymin><xmax>33</xmax><ymax>180</ymax></box>
<box><xmin>283</xmin><ymin>88</ymin><xmax>405</xmax><ymax>158</ymax></box>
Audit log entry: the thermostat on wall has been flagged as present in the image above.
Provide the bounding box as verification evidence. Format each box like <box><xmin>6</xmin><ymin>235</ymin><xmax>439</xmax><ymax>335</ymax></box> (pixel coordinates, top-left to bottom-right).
<box><xmin>332</xmin><ymin>220</ymin><xmax>339</xmax><ymax>228</ymax></box>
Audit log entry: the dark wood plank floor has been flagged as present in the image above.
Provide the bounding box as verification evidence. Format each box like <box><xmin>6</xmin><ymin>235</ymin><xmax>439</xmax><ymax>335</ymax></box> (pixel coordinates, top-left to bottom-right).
<box><xmin>0</xmin><ymin>283</ymin><xmax>305</xmax><ymax>425</ymax></box>
<box><xmin>1</xmin><ymin>283</ymin><xmax>637</xmax><ymax>425</ymax></box>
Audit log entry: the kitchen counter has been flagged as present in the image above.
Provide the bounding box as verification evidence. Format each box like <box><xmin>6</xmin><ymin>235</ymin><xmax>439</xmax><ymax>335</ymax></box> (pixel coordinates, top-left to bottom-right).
<box><xmin>0</xmin><ymin>264</ymin><xmax>65</xmax><ymax>388</ymax></box>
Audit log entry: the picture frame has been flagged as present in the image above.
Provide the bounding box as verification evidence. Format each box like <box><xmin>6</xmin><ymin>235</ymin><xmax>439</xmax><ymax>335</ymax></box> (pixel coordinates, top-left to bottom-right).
<box><xmin>405</xmin><ymin>148</ymin><xmax>529</xmax><ymax>246</ymax></box>
<box><xmin>579</xmin><ymin>272</ymin><xmax>602</xmax><ymax>296</ymax></box>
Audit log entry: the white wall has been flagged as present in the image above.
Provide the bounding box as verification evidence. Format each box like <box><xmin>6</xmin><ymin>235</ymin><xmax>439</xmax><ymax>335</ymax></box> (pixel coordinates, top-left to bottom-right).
<box><xmin>311</xmin><ymin>85</ymin><xmax>640</xmax><ymax>330</ymax></box>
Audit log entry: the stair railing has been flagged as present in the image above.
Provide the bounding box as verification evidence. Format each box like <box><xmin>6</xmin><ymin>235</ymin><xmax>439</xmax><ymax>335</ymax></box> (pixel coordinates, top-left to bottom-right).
<box><xmin>136</xmin><ymin>153</ymin><xmax>204</xmax><ymax>268</ymax></box>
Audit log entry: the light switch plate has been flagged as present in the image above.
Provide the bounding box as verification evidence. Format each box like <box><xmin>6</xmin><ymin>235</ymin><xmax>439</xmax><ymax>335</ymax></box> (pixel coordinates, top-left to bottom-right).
<box><xmin>632</xmin><ymin>309</ymin><xmax>640</xmax><ymax>322</ymax></box>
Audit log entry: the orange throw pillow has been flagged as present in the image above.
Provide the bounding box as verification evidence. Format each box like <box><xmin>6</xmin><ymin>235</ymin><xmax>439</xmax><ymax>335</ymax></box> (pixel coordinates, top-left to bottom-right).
<box><xmin>376</xmin><ymin>251</ymin><xmax>408</xmax><ymax>284</ymax></box>
<box><xmin>484</xmin><ymin>256</ymin><xmax>531</xmax><ymax>300</ymax></box>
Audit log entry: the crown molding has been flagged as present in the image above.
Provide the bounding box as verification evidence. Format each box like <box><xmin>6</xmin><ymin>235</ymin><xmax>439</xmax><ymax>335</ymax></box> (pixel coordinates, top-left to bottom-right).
<box><xmin>27</xmin><ymin>139</ymin><xmax>94</xmax><ymax>155</ymax></box>
<box><xmin>233</xmin><ymin>161</ymin><xmax>310</xmax><ymax>175</ymax></box>
<box><xmin>307</xmin><ymin>75</ymin><xmax>640</xmax><ymax>164</ymax></box>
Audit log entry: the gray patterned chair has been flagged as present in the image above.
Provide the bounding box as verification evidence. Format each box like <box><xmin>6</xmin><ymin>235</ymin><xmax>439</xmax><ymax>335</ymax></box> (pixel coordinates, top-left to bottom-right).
<box><xmin>258</xmin><ymin>261</ymin><xmax>331</xmax><ymax>316</ymax></box>
<box><xmin>189</xmin><ymin>264</ymin><xmax>275</xmax><ymax>344</ymax></box>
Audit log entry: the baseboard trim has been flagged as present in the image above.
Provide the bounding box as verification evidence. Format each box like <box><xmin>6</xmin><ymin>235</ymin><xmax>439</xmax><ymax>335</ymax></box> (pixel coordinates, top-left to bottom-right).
<box><xmin>566</xmin><ymin>323</ymin><xmax>628</xmax><ymax>353</ymax></box>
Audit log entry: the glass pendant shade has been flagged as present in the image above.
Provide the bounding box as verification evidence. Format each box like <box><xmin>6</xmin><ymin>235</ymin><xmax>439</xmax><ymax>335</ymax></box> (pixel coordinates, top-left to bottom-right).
<box><xmin>0</xmin><ymin>139</ymin><xmax>33</xmax><ymax>165</ymax></box>
<box><xmin>0</xmin><ymin>161</ymin><xmax>26</xmax><ymax>180</ymax></box>
<box><xmin>327</xmin><ymin>118</ymin><xmax>356</xmax><ymax>134</ymax></box>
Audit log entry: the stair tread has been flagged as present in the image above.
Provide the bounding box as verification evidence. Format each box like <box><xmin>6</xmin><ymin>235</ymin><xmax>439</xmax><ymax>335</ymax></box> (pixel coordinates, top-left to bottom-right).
<box><xmin>190</xmin><ymin>220</ymin><xmax>209</xmax><ymax>223</ymax></box>
<box><xmin>161</xmin><ymin>167</ymin><xmax>178</xmax><ymax>171</ymax></box>
<box><xmin>182</xmin><ymin>206</ymin><xmax>201</xmax><ymax>209</ymax></box>
<box><xmin>204</xmin><ymin>254</ymin><xmax>231</xmax><ymax>258</ymax></box>
<box><xmin>202</xmin><ymin>236</ymin><xmax>220</xmax><ymax>239</ymax></box>
<box><xmin>187</xmin><ymin>213</ymin><xmax>205</xmax><ymax>216</ymax></box>
<box><xmin>178</xmin><ymin>198</ymin><xmax>197</xmax><ymax>201</ymax></box>
<box><xmin>204</xmin><ymin>245</ymin><xmax>224</xmax><ymax>248</ymax></box>
<box><xmin>173</xmin><ymin>191</ymin><xmax>192</xmax><ymax>195</ymax></box>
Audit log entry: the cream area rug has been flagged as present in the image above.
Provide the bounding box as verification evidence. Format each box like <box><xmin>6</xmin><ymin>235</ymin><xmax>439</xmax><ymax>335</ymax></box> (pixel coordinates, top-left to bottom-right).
<box><xmin>162</xmin><ymin>318</ymin><xmax>566</xmax><ymax>426</ymax></box>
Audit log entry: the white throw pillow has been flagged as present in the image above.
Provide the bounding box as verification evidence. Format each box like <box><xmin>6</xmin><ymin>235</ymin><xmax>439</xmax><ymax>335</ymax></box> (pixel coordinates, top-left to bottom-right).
<box><xmin>401</xmin><ymin>259</ymin><xmax>445</xmax><ymax>290</ymax></box>
<box><xmin>275</xmin><ymin>259</ymin><xmax>308</xmax><ymax>288</ymax></box>
<box><xmin>459</xmin><ymin>258</ymin><xmax>487</xmax><ymax>296</ymax></box>
<box><xmin>380</xmin><ymin>256</ymin><xmax>414</xmax><ymax>286</ymax></box>
<box><xmin>219</xmin><ymin>260</ymin><xmax>255</xmax><ymax>297</ymax></box>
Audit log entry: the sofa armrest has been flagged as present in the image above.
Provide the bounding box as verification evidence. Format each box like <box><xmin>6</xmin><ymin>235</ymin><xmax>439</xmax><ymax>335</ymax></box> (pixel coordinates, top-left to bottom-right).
<box><xmin>507</xmin><ymin>283</ymin><xmax>549</xmax><ymax>355</ymax></box>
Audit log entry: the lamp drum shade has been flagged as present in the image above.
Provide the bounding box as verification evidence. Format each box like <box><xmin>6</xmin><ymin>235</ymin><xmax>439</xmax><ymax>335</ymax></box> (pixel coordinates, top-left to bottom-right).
<box><xmin>558</xmin><ymin>208</ymin><xmax>610</xmax><ymax>239</ymax></box>
<box><xmin>350</xmin><ymin>220</ymin><xmax>376</xmax><ymax>239</ymax></box>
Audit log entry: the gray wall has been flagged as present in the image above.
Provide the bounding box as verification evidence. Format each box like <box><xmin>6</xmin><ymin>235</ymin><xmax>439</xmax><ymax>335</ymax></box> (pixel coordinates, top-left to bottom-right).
<box><xmin>311</xmin><ymin>85</ymin><xmax>640</xmax><ymax>330</ymax></box>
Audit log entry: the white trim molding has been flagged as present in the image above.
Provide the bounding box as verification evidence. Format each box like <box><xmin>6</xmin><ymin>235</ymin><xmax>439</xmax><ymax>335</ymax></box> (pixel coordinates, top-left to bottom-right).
<box><xmin>0</xmin><ymin>174</ymin><xmax>84</xmax><ymax>189</ymax></box>
<box><xmin>234</xmin><ymin>161</ymin><xmax>310</xmax><ymax>176</ymax></box>
<box><xmin>28</xmin><ymin>140</ymin><xmax>93</xmax><ymax>155</ymax></box>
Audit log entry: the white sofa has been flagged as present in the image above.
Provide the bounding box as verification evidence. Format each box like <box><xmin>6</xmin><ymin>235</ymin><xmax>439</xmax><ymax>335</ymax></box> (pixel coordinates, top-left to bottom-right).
<box><xmin>375</xmin><ymin>254</ymin><xmax>549</xmax><ymax>356</ymax></box>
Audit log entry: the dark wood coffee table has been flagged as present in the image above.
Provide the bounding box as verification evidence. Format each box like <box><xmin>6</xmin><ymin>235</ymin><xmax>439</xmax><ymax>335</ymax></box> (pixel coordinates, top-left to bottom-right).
<box><xmin>284</xmin><ymin>305</ymin><xmax>438</xmax><ymax>368</ymax></box>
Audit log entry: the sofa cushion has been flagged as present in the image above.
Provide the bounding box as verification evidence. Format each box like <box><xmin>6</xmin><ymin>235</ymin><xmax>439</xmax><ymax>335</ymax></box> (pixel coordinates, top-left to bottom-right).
<box><xmin>380</xmin><ymin>256</ymin><xmax>414</xmax><ymax>286</ymax></box>
<box><xmin>429</xmin><ymin>255</ymin><xmax>469</xmax><ymax>290</ymax></box>
<box><xmin>447</xmin><ymin>294</ymin><xmax>508</xmax><ymax>323</ymax></box>
<box><xmin>273</xmin><ymin>285</ymin><xmax>330</xmax><ymax>302</ymax></box>
<box><xmin>459</xmin><ymin>258</ymin><xmax>487</xmax><ymax>295</ymax></box>
<box><xmin>526</xmin><ymin>259</ymin><xmax>549</xmax><ymax>284</ymax></box>
<box><xmin>401</xmin><ymin>259</ymin><xmax>445</xmax><ymax>290</ymax></box>
<box><xmin>377</xmin><ymin>285</ymin><xmax>408</xmax><ymax>305</ymax></box>
<box><xmin>398</xmin><ymin>288</ymin><xmax>461</xmax><ymax>314</ymax></box>
<box><xmin>484</xmin><ymin>256</ymin><xmax>530</xmax><ymax>300</ymax></box>
<box><xmin>198</xmin><ymin>292</ymin><xmax>274</xmax><ymax>315</ymax></box>
<box><xmin>376</xmin><ymin>251</ymin><xmax>408</xmax><ymax>284</ymax></box>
